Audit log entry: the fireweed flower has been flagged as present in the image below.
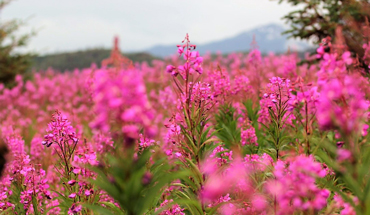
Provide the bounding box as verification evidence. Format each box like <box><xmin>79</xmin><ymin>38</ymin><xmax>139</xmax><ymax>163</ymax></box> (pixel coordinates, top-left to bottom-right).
<box><xmin>209</xmin><ymin>145</ymin><xmax>233</xmax><ymax>166</ymax></box>
<box><xmin>244</xmin><ymin>153</ymin><xmax>273</xmax><ymax>172</ymax></box>
<box><xmin>162</xmin><ymin>114</ymin><xmax>182</xmax><ymax>160</ymax></box>
<box><xmin>180</xmin><ymin>82</ymin><xmax>215</xmax><ymax>111</ymax></box>
<box><xmin>68</xmin><ymin>203</ymin><xmax>82</xmax><ymax>214</ymax></box>
<box><xmin>138</xmin><ymin>133</ymin><xmax>157</xmax><ymax>151</ymax></box>
<box><xmin>337</xmin><ymin>149</ymin><xmax>352</xmax><ymax>162</ymax></box>
<box><xmin>30</xmin><ymin>136</ymin><xmax>45</xmax><ymax>162</ymax></box>
<box><xmin>241</xmin><ymin>126</ymin><xmax>258</xmax><ymax>146</ymax></box>
<box><xmin>258</xmin><ymin>77</ymin><xmax>295</xmax><ymax>126</ymax></box>
<box><xmin>332</xmin><ymin>193</ymin><xmax>357</xmax><ymax>215</ymax></box>
<box><xmin>206</xmin><ymin>68</ymin><xmax>232</xmax><ymax>99</ymax></box>
<box><xmin>84</xmin><ymin>189</ymin><xmax>92</xmax><ymax>196</ymax></box>
<box><xmin>289</xmin><ymin>80</ymin><xmax>320</xmax><ymax>118</ymax></box>
<box><xmin>46</xmin><ymin>199</ymin><xmax>60</xmax><ymax>215</ymax></box>
<box><xmin>316</xmin><ymin>75</ymin><xmax>368</xmax><ymax>134</ymax></box>
<box><xmin>0</xmin><ymin>129</ymin><xmax>52</xmax><ymax>213</ymax></box>
<box><xmin>68</xmin><ymin>193</ymin><xmax>77</xmax><ymax>198</ymax></box>
<box><xmin>232</xmin><ymin>74</ymin><xmax>252</xmax><ymax>96</ymax></box>
<box><xmin>247</xmin><ymin>49</ymin><xmax>262</xmax><ymax>65</ymax></box>
<box><xmin>266</xmin><ymin>155</ymin><xmax>329</xmax><ymax>214</ymax></box>
<box><xmin>68</xmin><ymin>180</ymin><xmax>77</xmax><ymax>185</ymax></box>
<box><xmin>163</xmin><ymin>81</ymin><xmax>215</xmax><ymax>159</ymax></box>
<box><xmin>91</xmin><ymin>69</ymin><xmax>156</xmax><ymax>139</ymax></box>
<box><xmin>155</xmin><ymin>199</ymin><xmax>185</xmax><ymax>215</ymax></box>
<box><xmin>2</xmin><ymin>33</ymin><xmax>370</xmax><ymax>214</ymax></box>
<box><xmin>207</xmin><ymin>194</ymin><xmax>231</xmax><ymax>208</ymax></box>
<box><xmin>71</xmin><ymin>148</ymin><xmax>98</xmax><ymax>176</ymax></box>
<box><xmin>166</xmin><ymin>37</ymin><xmax>203</xmax><ymax>78</ymax></box>
<box><xmin>316</xmin><ymin>48</ymin><xmax>354</xmax><ymax>87</ymax></box>
<box><xmin>42</xmin><ymin>110</ymin><xmax>78</xmax><ymax>148</ymax></box>
<box><xmin>251</xmin><ymin>194</ymin><xmax>268</xmax><ymax>212</ymax></box>
<box><xmin>166</xmin><ymin>65</ymin><xmax>177</xmax><ymax>76</ymax></box>
<box><xmin>201</xmin><ymin>158</ymin><xmax>253</xmax><ymax>203</ymax></box>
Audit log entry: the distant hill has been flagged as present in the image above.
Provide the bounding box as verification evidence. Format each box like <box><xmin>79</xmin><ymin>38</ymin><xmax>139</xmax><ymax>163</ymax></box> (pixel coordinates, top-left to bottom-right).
<box><xmin>31</xmin><ymin>49</ymin><xmax>159</xmax><ymax>72</ymax></box>
<box><xmin>31</xmin><ymin>23</ymin><xmax>314</xmax><ymax>72</ymax></box>
<box><xmin>146</xmin><ymin>23</ymin><xmax>311</xmax><ymax>57</ymax></box>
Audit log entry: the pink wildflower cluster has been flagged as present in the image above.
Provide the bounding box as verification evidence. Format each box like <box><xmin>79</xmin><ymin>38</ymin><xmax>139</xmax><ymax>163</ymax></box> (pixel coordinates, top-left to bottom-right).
<box><xmin>258</xmin><ymin>77</ymin><xmax>295</xmax><ymax>126</ymax></box>
<box><xmin>180</xmin><ymin>82</ymin><xmax>215</xmax><ymax>111</ymax></box>
<box><xmin>201</xmin><ymin>158</ymin><xmax>253</xmax><ymax>203</ymax></box>
<box><xmin>316</xmin><ymin>75</ymin><xmax>368</xmax><ymax>134</ymax></box>
<box><xmin>206</xmin><ymin>68</ymin><xmax>232</xmax><ymax>99</ymax></box>
<box><xmin>91</xmin><ymin>69</ymin><xmax>156</xmax><ymax>139</ymax></box>
<box><xmin>0</xmin><ymin>129</ymin><xmax>53</xmax><ymax>214</ymax></box>
<box><xmin>244</xmin><ymin>153</ymin><xmax>273</xmax><ymax>172</ymax></box>
<box><xmin>291</xmin><ymin>80</ymin><xmax>319</xmax><ymax>112</ymax></box>
<box><xmin>1</xmin><ymin>32</ymin><xmax>370</xmax><ymax>214</ymax></box>
<box><xmin>267</xmin><ymin>155</ymin><xmax>329</xmax><ymax>214</ymax></box>
<box><xmin>163</xmin><ymin>114</ymin><xmax>182</xmax><ymax>159</ymax></box>
<box><xmin>138</xmin><ymin>133</ymin><xmax>157</xmax><ymax>151</ymax></box>
<box><xmin>332</xmin><ymin>193</ymin><xmax>357</xmax><ymax>215</ymax></box>
<box><xmin>166</xmin><ymin>34</ymin><xmax>203</xmax><ymax>77</ymax></box>
<box><xmin>209</xmin><ymin>145</ymin><xmax>233</xmax><ymax>166</ymax></box>
<box><xmin>241</xmin><ymin>126</ymin><xmax>258</xmax><ymax>146</ymax></box>
<box><xmin>68</xmin><ymin>203</ymin><xmax>82</xmax><ymax>214</ymax></box>
<box><xmin>207</xmin><ymin>194</ymin><xmax>231</xmax><ymax>207</ymax></box>
<box><xmin>316</xmin><ymin>41</ymin><xmax>353</xmax><ymax>86</ymax></box>
<box><xmin>155</xmin><ymin>199</ymin><xmax>185</xmax><ymax>215</ymax></box>
<box><xmin>42</xmin><ymin>110</ymin><xmax>78</xmax><ymax>147</ymax></box>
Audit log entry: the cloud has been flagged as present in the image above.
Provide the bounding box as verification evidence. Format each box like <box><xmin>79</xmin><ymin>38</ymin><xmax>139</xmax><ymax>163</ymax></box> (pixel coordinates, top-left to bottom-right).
<box><xmin>1</xmin><ymin>0</ymin><xmax>296</xmax><ymax>54</ymax></box>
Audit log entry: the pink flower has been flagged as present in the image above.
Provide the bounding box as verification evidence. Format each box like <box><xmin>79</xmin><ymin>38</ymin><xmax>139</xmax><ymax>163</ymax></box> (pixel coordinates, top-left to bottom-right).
<box><xmin>362</xmin><ymin>124</ymin><xmax>369</xmax><ymax>136</ymax></box>
<box><xmin>266</xmin><ymin>155</ymin><xmax>329</xmax><ymax>213</ymax></box>
<box><xmin>342</xmin><ymin>51</ymin><xmax>353</xmax><ymax>65</ymax></box>
<box><xmin>316</xmin><ymin>46</ymin><xmax>325</xmax><ymax>58</ymax></box>
<box><xmin>90</xmin><ymin>69</ymin><xmax>156</xmax><ymax>138</ymax></box>
<box><xmin>177</xmin><ymin>46</ymin><xmax>184</xmax><ymax>55</ymax></box>
<box><xmin>209</xmin><ymin>145</ymin><xmax>233</xmax><ymax>166</ymax></box>
<box><xmin>68</xmin><ymin>203</ymin><xmax>82</xmax><ymax>214</ymax></box>
<box><xmin>201</xmin><ymin>158</ymin><xmax>251</xmax><ymax>202</ymax></box>
<box><xmin>241</xmin><ymin>127</ymin><xmax>258</xmax><ymax>146</ymax></box>
<box><xmin>68</xmin><ymin>180</ymin><xmax>77</xmax><ymax>186</ymax></box>
<box><xmin>85</xmin><ymin>189</ymin><xmax>91</xmax><ymax>196</ymax></box>
<box><xmin>252</xmin><ymin>195</ymin><xmax>267</xmax><ymax>211</ymax></box>
<box><xmin>316</xmin><ymin>76</ymin><xmax>368</xmax><ymax>134</ymax></box>
<box><xmin>166</xmin><ymin>65</ymin><xmax>177</xmax><ymax>76</ymax></box>
<box><xmin>155</xmin><ymin>199</ymin><xmax>185</xmax><ymax>215</ymax></box>
<box><xmin>337</xmin><ymin>149</ymin><xmax>351</xmax><ymax>162</ymax></box>
<box><xmin>42</xmin><ymin>110</ymin><xmax>78</xmax><ymax>148</ymax></box>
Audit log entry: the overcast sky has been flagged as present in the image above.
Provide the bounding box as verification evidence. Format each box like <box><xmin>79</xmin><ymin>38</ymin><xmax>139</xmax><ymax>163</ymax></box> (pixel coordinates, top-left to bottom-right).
<box><xmin>1</xmin><ymin>0</ymin><xmax>297</xmax><ymax>54</ymax></box>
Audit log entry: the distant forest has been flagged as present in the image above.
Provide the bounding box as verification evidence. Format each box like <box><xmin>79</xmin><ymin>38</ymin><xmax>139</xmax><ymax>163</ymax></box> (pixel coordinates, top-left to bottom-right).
<box><xmin>31</xmin><ymin>48</ymin><xmax>314</xmax><ymax>72</ymax></box>
<box><xmin>31</xmin><ymin>48</ymin><xmax>160</xmax><ymax>72</ymax></box>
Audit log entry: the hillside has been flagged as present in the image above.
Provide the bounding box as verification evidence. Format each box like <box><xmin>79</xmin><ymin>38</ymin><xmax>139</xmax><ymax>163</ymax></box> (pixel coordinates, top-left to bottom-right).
<box><xmin>31</xmin><ymin>49</ymin><xmax>159</xmax><ymax>72</ymax></box>
<box><xmin>146</xmin><ymin>23</ymin><xmax>311</xmax><ymax>57</ymax></box>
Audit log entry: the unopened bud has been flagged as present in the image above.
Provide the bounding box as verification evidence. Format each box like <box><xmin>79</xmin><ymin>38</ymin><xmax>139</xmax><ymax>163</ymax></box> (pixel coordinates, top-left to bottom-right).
<box><xmin>142</xmin><ymin>172</ymin><xmax>152</xmax><ymax>185</ymax></box>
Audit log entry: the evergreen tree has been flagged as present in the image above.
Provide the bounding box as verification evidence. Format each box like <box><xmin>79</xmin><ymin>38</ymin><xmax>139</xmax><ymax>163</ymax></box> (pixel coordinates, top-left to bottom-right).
<box><xmin>276</xmin><ymin>0</ymin><xmax>370</xmax><ymax>69</ymax></box>
<box><xmin>0</xmin><ymin>0</ymin><xmax>34</xmax><ymax>87</ymax></box>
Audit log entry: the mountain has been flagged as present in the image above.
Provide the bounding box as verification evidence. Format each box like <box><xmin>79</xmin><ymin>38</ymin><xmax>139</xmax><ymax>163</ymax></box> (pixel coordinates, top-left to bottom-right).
<box><xmin>30</xmin><ymin>24</ymin><xmax>312</xmax><ymax>72</ymax></box>
<box><xmin>146</xmin><ymin>23</ymin><xmax>311</xmax><ymax>57</ymax></box>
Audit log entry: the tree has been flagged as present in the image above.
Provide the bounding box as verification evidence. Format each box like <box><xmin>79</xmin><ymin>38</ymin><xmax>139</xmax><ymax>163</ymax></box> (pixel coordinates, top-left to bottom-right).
<box><xmin>276</xmin><ymin>0</ymin><xmax>370</xmax><ymax>69</ymax></box>
<box><xmin>0</xmin><ymin>0</ymin><xmax>34</xmax><ymax>87</ymax></box>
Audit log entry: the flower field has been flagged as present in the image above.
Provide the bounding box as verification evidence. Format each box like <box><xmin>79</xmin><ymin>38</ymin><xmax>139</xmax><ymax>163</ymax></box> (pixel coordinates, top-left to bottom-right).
<box><xmin>0</xmin><ymin>33</ymin><xmax>370</xmax><ymax>215</ymax></box>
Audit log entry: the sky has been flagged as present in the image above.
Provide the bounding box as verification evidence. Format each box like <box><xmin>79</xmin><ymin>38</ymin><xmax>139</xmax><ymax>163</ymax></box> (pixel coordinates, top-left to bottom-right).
<box><xmin>1</xmin><ymin>0</ymin><xmax>297</xmax><ymax>54</ymax></box>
